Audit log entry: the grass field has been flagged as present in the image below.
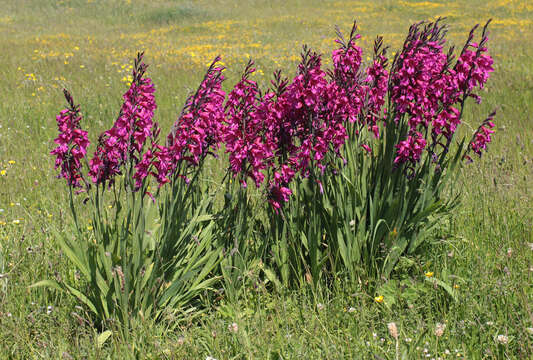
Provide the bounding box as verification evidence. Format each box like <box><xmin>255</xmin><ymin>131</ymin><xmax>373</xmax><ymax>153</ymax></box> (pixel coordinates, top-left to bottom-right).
<box><xmin>0</xmin><ymin>0</ymin><xmax>532</xmax><ymax>358</ymax></box>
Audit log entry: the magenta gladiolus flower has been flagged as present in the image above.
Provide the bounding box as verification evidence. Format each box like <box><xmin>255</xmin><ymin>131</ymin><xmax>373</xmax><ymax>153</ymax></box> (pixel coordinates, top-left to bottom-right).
<box><xmin>363</xmin><ymin>51</ymin><xmax>389</xmax><ymax>137</ymax></box>
<box><xmin>89</xmin><ymin>53</ymin><xmax>157</xmax><ymax>186</ymax></box>
<box><xmin>468</xmin><ymin>110</ymin><xmax>496</xmax><ymax>158</ymax></box>
<box><xmin>167</xmin><ymin>57</ymin><xmax>226</xmax><ymax>165</ymax></box>
<box><xmin>51</xmin><ymin>90</ymin><xmax>90</xmax><ymax>188</ymax></box>
<box><xmin>361</xmin><ymin>144</ymin><xmax>372</xmax><ymax>154</ymax></box>
<box><xmin>386</xmin><ymin>19</ymin><xmax>494</xmax><ymax>165</ymax></box>
<box><xmin>144</xmin><ymin>57</ymin><xmax>226</xmax><ymax>186</ymax></box>
<box><xmin>394</xmin><ymin>132</ymin><xmax>427</xmax><ymax>164</ymax></box>
<box><xmin>471</xmin><ymin>123</ymin><xmax>495</xmax><ymax>154</ymax></box>
<box><xmin>132</xmin><ymin>149</ymin><xmax>153</xmax><ymax>189</ymax></box>
<box><xmin>222</xmin><ymin>46</ymin><xmax>353</xmax><ymax>207</ymax></box>
<box><xmin>223</xmin><ymin>61</ymin><xmax>274</xmax><ymax>188</ymax></box>
<box><xmin>268</xmin><ymin>184</ymin><xmax>292</xmax><ymax>211</ymax></box>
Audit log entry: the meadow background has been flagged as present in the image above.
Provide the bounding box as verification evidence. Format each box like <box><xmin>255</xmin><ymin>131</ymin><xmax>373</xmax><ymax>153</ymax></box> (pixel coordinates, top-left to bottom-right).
<box><xmin>0</xmin><ymin>0</ymin><xmax>532</xmax><ymax>358</ymax></box>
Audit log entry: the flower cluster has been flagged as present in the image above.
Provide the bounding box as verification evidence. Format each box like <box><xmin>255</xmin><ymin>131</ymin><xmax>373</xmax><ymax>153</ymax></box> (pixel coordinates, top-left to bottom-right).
<box><xmin>223</xmin><ymin>47</ymin><xmax>356</xmax><ymax>209</ymax></box>
<box><xmin>147</xmin><ymin>58</ymin><xmax>227</xmax><ymax>186</ymax></box>
<box><xmin>362</xmin><ymin>38</ymin><xmax>389</xmax><ymax>137</ymax></box>
<box><xmin>331</xmin><ymin>26</ymin><xmax>366</xmax><ymax>122</ymax></box>
<box><xmin>50</xmin><ymin>90</ymin><xmax>90</xmax><ymax>188</ymax></box>
<box><xmin>166</xmin><ymin>58</ymin><xmax>226</xmax><ymax>165</ymax></box>
<box><xmin>455</xmin><ymin>41</ymin><xmax>494</xmax><ymax>97</ymax></box>
<box><xmin>466</xmin><ymin>110</ymin><xmax>496</xmax><ymax>159</ymax></box>
<box><xmin>391</xmin><ymin>30</ymin><xmax>449</xmax><ymax>131</ymax></box>
<box><xmin>220</xmin><ymin>47</ymin><xmax>356</xmax><ymax>209</ymax></box>
<box><xmin>278</xmin><ymin>48</ymin><xmax>338</xmax><ymax>174</ymax></box>
<box><xmin>390</xmin><ymin>19</ymin><xmax>494</xmax><ymax>164</ymax></box>
<box><xmin>127</xmin><ymin>58</ymin><xmax>227</xmax><ymax>189</ymax></box>
<box><xmin>223</xmin><ymin>61</ymin><xmax>273</xmax><ymax>188</ymax></box>
<box><xmin>394</xmin><ymin>132</ymin><xmax>427</xmax><ymax>165</ymax></box>
<box><xmin>89</xmin><ymin>53</ymin><xmax>157</xmax><ymax>186</ymax></box>
<box><xmin>330</xmin><ymin>26</ymin><xmax>389</xmax><ymax>138</ymax></box>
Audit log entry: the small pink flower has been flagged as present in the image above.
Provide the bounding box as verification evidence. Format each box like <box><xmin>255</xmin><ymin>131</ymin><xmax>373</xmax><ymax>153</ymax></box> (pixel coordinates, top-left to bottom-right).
<box><xmin>361</xmin><ymin>144</ymin><xmax>372</xmax><ymax>154</ymax></box>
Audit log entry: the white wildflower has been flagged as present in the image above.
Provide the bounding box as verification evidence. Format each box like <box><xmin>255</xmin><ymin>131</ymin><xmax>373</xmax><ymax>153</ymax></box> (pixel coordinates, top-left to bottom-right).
<box><xmin>495</xmin><ymin>334</ymin><xmax>509</xmax><ymax>345</ymax></box>
<box><xmin>435</xmin><ymin>322</ymin><xmax>446</xmax><ymax>337</ymax></box>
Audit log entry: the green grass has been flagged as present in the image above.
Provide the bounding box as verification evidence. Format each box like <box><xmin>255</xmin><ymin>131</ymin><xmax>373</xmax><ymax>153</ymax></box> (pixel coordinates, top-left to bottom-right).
<box><xmin>0</xmin><ymin>0</ymin><xmax>532</xmax><ymax>358</ymax></box>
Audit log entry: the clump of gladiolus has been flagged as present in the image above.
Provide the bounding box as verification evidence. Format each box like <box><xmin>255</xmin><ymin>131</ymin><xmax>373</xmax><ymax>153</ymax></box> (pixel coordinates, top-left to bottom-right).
<box><xmin>51</xmin><ymin>19</ymin><xmax>496</xmax><ymax>210</ymax></box>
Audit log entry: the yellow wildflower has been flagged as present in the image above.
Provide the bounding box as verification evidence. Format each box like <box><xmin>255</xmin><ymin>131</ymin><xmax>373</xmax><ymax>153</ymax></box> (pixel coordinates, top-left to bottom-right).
<box><xmin>425</xmin><ymin>271</ymin><xmax>434</xmax><ymax>278</ymax></box>
<box><xmin>8</xmin><ymin>160</ymin><xmax>15</xmax><ymax>165</ymax></box>
<box><xmin>0</xmin><ymin>170</ymin><xmax>6</xmax><ymax>176</ymax></box>
<box><xmin>374</xmin><ymin>295</ymin><xmax>384</xmax><ymax>303</ymax></box>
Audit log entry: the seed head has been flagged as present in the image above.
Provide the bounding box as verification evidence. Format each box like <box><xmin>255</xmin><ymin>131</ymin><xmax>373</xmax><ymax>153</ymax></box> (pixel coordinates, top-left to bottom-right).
<box><xmin>435</xmin><ymin>322</ymin><xmax>446</xmax><ymax>337</ymax></box>
<box><xmin>387</xmin><ymin>322</ymin><xmax>398</xmax><ymax>339</ymax></box>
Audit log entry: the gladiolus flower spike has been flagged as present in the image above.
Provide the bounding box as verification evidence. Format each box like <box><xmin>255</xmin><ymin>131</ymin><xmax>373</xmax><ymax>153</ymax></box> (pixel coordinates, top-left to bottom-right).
<box><xmin>89</xmin><ymin>52</ymin><xmax>157</xmax><ymax>188</ymax></box>
<box><xmin>51</xmin><ymin>89</ymin><xmax>90</xmax><ymax>189</ymax></box>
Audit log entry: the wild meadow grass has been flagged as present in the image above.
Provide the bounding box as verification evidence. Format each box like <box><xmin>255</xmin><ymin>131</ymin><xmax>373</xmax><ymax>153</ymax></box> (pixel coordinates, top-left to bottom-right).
<box><xmin>0</xmin><ymin>0</ymin><xmax>532</xmax><ymax>358</ymax></box>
